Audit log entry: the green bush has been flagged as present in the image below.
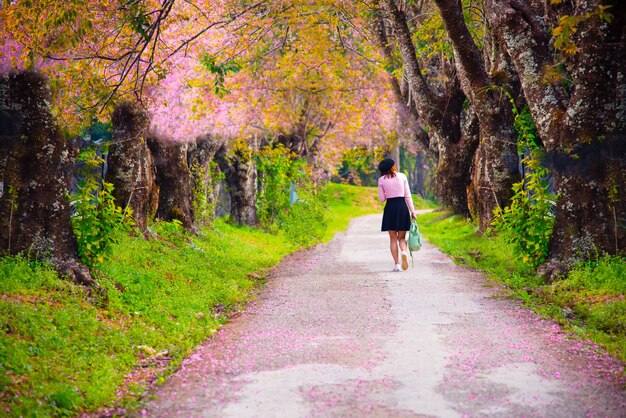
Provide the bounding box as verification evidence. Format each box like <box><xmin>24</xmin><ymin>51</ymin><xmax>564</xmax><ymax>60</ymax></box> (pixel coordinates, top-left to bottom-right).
<box><xmin>256</xmin><ymin>145</ymin><xmax>306</xmax><ymax>228</ymax></box>
<box><xmin>71</xmin><ymin>148</ymin><xmax>134</xmax><ymax>267</ymax></box>
<box><xmin>256</xmin><ymin>145</ymin><xmax>326</xmax><ymax>245</ymax></box>
<box><xmin>492</xmin><ymin>105</ymin><xmax>556</xmax><ymax>268</ymax></box>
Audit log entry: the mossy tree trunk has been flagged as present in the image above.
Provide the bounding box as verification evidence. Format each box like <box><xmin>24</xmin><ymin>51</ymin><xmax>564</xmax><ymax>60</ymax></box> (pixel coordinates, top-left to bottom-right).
<box><xmin>187</xmin><ymin>135</ymin><xmax>222</xmax><ymax>225</ymax></box>
<box><xmin>434</xmin><ymin>0</ymin><xmax>521</xmax><ymax>231</ymax></box>
<box><xmin>106</xmin><ymin>102</ymin><xmax>158</xmax><ymax>237</ymax></box>
<box><xmin>147</xmin><ymin>138</ymin><xmax>195</xmax><ymax>230</ymax></box>
<box><xmin>486</xmin><ymin>0</ymin><xmax>626</xmax><ymax>274</ymax></box>
<box><xmin>215</xmin><ymin>143</ymin><xmax>258</xmax><ymax>226</ymax></box>
<box><xmin>0</xmin><ymin>71</ymin><xmax>94</xmax><ymax>285</ymax></box>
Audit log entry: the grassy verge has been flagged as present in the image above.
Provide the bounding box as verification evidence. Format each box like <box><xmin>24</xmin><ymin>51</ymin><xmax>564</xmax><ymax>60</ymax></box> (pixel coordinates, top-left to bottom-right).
<box><xmin>322</xmin><ymin>183</ymin><xmax>381</xmax><ymax>242</ymax></box>
<box><xmin>416</xmin><ymin>210</ymin><xmax>626</xmax><ymax>363</ymax></box>
<box><xmin>0</xmin><ymin>183</ymin><xmax>387</xmax><ymax>416</ymax></box>
<box><xmin>0</xmin><ymin>219</ymin><xmax>294</xmax><ymax>416</ymax></box>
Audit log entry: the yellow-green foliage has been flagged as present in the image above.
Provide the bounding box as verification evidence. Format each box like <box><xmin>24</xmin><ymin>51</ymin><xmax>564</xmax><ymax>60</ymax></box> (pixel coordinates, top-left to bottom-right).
<box><xmin>551</xmin><ymin>4</ymin><xmax>613</xmax><ymax>55</ymax></box>
<box><xmin>492</xmin><ymin>105</ymin><xmax>556</xmax><ymax>268</ymax></box>
<box><xmin>72</xmin><ymin>148</ymin><xmax>135</xmax><ymax>267</ymax></box>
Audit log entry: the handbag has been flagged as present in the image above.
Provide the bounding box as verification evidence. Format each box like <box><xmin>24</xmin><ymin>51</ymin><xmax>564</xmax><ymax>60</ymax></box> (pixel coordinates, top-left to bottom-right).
<box><xmin>408</xmin><ymin>220</ymin><xmax>422</xmax><ymax>267</ymax></box>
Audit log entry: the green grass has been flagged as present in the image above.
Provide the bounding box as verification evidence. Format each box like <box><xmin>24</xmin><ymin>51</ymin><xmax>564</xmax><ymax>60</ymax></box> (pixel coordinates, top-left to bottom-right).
<box><xmin>0</xmin><ymin>219</ymin><xmax>295</xmax><ymax>416</ymax></box>
<box><xmin>415</xmin><ymin>211</ymin><xmax>541</xmax><ymax>288</ymax></box>
<box><xmin>411</xmin><ymin>195</ymin><xmax>439</xmax><ymax>210</ymax></box>
<box><xmin>0</xmin><ymin>183</ymin><xmax>386</xmax><ymax>416</ymax></box>
<box><xmin>416</xmin><ymin>210</ymin><xmax>626</xmax><ymax>363</ymax></box>
<box><xmin>8</xmin><ymin>186</ymin><xmax>619</xmax><ymax>416</ymax></box>
<box><xmin>322</xmin><ymin>183</ymin><xmax>382</xmax><ymax>242</ymax></box>
<box><xmin>535</xmin><ymin>255</ymin><xmax>626</xmax><ymax>359</ymax></box>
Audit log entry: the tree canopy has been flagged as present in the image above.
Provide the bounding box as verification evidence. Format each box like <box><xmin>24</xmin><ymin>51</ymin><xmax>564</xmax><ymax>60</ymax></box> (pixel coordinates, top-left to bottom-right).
<box><xmin>1</xmin><ymin>0</ymin><xmax>624</xmax><ymax>272</ymax></box>
<box><xmin>1</xmin><ymin>0</ymin><xmax>408</xmax><ymax>170</ymax></box>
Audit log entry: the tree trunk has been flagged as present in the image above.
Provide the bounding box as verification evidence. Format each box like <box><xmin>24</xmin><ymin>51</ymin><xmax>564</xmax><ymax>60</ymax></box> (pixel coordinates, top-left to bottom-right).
<box><xmin>463</xmin><ymin>110</ymin><xmax>481</xmax><ymax>219</ymax></box>
<box><xmin>187</xmin><ymin>135</ymin><xmax>221</xmax><ymax>225</ymax></box>
<box><xmin>470</xmin><ymin>116</ymin><xmax>519</xmax><ymax>230</ymax></box>
<box><xmin>547</xmin><ymin>142</ymin><xmax>626</xmax><ymax>271</ymax></box>
<box><xmin>438</xmin><ymin>108</ymin><xmax>480</xmax><ymax>217</ymax></box>
<box><xmin>380</xmin><ymin>0</ymin><xmax>445</xmax><ymax>124</ymax></box>
<box><xmin>373</xmin><ymin>7</ymin><xmax>431</xmax><ymax>151</ymax></box>
<box><xmin>215</xmin><ymin>144</ymin><xmax>258</xmax><ymax>226</ymax></box>
<box><xmin>486</xmin><ymin>0</ymin><xmax>626</xmax><ymax>274</ymax></box>
<box><xmin>434</xmin><ymin>0</ymin><xmax>521</xmax><ymax>230</ymax></box>
<box><xmin>106</xmin><ymin>102</ymin><xmax>157</xmax><ymax>237</ymax></box>
<box><xmin>147</xmin><ymin>138</ymin><xmax>195</xmax><ymax>230</ymax></box>
<box><xmin>379</xmin><ymin>0</ymin><xmax>477</xmax><ymax>216</ymax></box>
<box><xmin>0</xmin><ymin>71</ymin><xmax>94</xmax><ymax>285</ymax></box>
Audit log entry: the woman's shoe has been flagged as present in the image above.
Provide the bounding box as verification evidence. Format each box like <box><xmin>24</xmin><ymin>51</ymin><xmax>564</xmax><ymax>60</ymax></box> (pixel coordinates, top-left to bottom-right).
<box><xmin>392</xmin><ymin>264</ymin><xmax>401</xmax><ymax>272</ymax></box>
<box><xmin>401</xmin><ymin>251</ymin><xmax>409</xmax><ymax>270</ymax></box>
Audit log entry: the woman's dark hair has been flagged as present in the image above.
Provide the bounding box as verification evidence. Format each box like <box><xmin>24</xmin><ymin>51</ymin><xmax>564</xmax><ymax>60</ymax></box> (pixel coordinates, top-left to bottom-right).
<box><xmin>378</xmin><ymin>158</ymin><xmax>396</xmax><ymax>178</ymax></box>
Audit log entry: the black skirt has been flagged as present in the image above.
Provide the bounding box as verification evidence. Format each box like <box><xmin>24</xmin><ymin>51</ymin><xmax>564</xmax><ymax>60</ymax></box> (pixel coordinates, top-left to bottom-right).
<box><xmin>381</xmin><ymin>197</ymin><xmax>411</xmax><ymax>231</ymax></box>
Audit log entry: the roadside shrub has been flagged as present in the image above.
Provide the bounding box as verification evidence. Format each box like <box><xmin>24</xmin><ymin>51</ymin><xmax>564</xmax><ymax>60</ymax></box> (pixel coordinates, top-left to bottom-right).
<box><xmin>492</xmin><ymin>105</ymin><xmax>556</xmax><ymax>268</ymax></box>
<box><xmin>256</xmin><ymin>144</ymin><xmax>306</xmax><ymax>229</ymax></box>
<box><xmin>71</xmin><ymin>148</ymin><xmax>134</xmax><ymax>267</ymax></box>
<box><xmin>255</xmin><ymin>144</ymin><xmax>326</xmax><ymax>245</ymax></box>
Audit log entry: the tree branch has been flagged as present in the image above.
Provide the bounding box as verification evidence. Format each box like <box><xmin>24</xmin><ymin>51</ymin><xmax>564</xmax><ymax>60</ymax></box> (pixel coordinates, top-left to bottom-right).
<box><xmin>379</xmin><ymin>0</ymin><xmax>440</xmax><ymax>121</ymax></box>
<box><xmin>433</xmin><ymin>0</ymin><xmax>491</xmax><ymax>95</ymax></box>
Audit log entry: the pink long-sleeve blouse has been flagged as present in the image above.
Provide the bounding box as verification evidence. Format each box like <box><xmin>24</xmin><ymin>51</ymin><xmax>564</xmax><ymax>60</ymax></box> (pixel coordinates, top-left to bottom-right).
<box><xmin>378</xmin><ymin>172</ymin><xmax>416</xmax><ymax>216</ymax></box>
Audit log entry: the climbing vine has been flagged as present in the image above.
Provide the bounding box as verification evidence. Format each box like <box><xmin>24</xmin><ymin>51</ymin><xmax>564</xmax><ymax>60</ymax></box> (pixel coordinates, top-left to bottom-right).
<box><xmin>255</xmin><ymin>144</ymin><xmax>307</xmax><ymax>230</ymax></box>
<box><xmin>551</xmin><ymin>2</ymin><xmax>613</xmax><ymax>54</ymax></box>
<box><xmin>192</xmin><ymin>160</ymin><xmax>223</xmax><ymax>226</ymax></box>
<box><xmin>492</xmin><ymin>103</ymin><xmax>557</xmax><ymax>268</ymax></box>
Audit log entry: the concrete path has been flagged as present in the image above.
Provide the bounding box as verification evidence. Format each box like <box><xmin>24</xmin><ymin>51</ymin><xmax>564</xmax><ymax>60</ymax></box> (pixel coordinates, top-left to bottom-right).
<box><xmin>141</xmin><ymin>214</ymin><xmax>625</xmax><ymax>417</ymax></box>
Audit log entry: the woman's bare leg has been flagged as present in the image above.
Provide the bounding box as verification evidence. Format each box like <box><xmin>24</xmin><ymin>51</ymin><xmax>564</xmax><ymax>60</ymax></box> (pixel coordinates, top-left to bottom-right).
<box><xmin>388</xmin><ymin>231</ymin><xmax>399</xmax><ymax>264</ymax></box>
<box><xmin>398</xmin><ymin>230</ymin><xmax>409</xmax><ymax>269</ymax></box>
<box><xmin>398</xmin><ymin>231</ymin><xmax>408</xmax><ymax>252</ymax></box>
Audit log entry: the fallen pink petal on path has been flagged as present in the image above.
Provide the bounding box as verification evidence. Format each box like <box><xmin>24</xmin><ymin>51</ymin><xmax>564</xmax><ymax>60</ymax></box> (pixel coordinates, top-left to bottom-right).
<box><xmin>140</xmin><ymin>214</ymin><xmax>625</xmax><ymax>417</ymax></box>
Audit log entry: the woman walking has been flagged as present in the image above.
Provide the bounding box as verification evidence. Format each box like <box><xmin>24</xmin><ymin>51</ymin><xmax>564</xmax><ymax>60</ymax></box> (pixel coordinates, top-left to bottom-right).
<box><xmin>378</xmin><ymin>158</ymin><xmax>416</xmax><ymax>271</ymax></box>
